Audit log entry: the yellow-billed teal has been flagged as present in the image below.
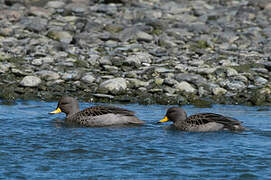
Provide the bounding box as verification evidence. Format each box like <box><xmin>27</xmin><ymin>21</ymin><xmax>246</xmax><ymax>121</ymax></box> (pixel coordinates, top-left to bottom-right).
<box><xmin>50</xmin><ymin>96</ymin><xmax>144</xmax><ymax>127</ymax></box>
<box><xmin>159</xmin><ymin>107</ymin><xmax>245</xmax><ymax>132</ymax></box>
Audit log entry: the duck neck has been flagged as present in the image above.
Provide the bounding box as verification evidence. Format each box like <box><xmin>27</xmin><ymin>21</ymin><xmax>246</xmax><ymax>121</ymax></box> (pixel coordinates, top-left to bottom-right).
<box><xmin>66</xmin><ymin>103</ymin><xmax>80</xmax><ymax>118</ymax></box>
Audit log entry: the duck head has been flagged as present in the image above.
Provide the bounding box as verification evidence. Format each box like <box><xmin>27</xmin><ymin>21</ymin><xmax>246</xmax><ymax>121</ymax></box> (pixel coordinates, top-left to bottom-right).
<box><xmin>159</xmin><ymin>107</ymin><xmax>187</xmax><ymax>123</ymax></box>
<box><xmin>50</xmin><ymin>96</ymin><xmax>80</xmax><ymax>117</ymax></box>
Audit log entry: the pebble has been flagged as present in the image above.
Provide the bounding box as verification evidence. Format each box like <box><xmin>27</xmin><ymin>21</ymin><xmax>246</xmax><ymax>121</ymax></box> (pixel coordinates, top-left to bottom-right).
<box><xmin>0</xmin><ymin>63</ymin><xmax>10</xmax><ymax>73</ymax></box>
<box><xmin>254</xmin><ymin>77</ymin><xmax>268</xmax><ymax>86</ymax></box>
<box><xmin>0</xmin><ymin>0</ymin><xmax>270</xmax><ymax>105</ymax></box>
<box><xmin>47</xmin><ymin>30</ymin><xmax>73</xmax><ymax>44</ymax></box>
<box><xmin>136</xmin><ymin>31</ymin><xmax>153</xmax><ymax>42</ymax></box>
<box><xmin>128</xmin><ymin>79</ymin><xmax>149</xmax><ymax>88</ymax></box>
<box><xmin>81</xmin><ymin>73</ymin><xmax>95</xmax><ymax>84</ymax></box>
<box><xmin>31</xmin><ymin>59</ymin><xmax>43</xmax><ymax>66</ymax></box>
<box><xmin>98</xmin><ymin>78</ymin><xmax>127</xmax><ymax>95</ymax></box>
<box><xmin>174</xmin><ymin>81</ymin><xmax>196</xmax><ymax>94</ymax></box>
<box><xmin>125</xmin><ymin>52</ymin><xmax>152</xmax><ymax>67</ymax></box>
<box><xmin>20</xmin><ymin>76</ymin><xmax>41</xmax><ymax>87</ymax></box>
<box><xmin>47</xmin><ymin>1</ymin><xmax>66</xmax><ymax>9</ymax></box>
<box><xmin>213</xmin><ymin>87</ymin><xmax>227</xmax><ymax>96</ymax></box>
<box><xmin>35</xmin><ymin>70</ymin><xmax>60</xmax><ymax>81</ymax></box>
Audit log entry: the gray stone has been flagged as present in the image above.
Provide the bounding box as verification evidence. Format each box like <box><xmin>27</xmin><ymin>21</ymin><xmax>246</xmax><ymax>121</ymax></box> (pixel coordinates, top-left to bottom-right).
<box><xmin>198</xmin><ymin>86</ymin><xmax>208</xmax><ymax>97</ymax></box>
<box><xmin>0</xmin><ymin>27</ymin><xmax>13</xmax><ymax>37</ymax></box>
<box><xmin>125</xmin><ymin>52</ymin><xmax>152</xmax><ymax>67</ymax></box>
<box><xmin>136</xmin><ymin>31</ymin><xmax>153</xmax><ymax>42</ymax></box>
<box><xmin>251</xmin><ymin>68</ymin><xmax>269</xmax><ymax>74</ymax></box>
<box><xmin>118</xmin><ymin>27</ymin><xmax>138</xmax><ymax>42</ymax></box>
<box><xmin>47</xmin><ymin>1</ymin><xmax>66</xmax><ymax>8</ymax></box>
<box><xmin>212</xmin><ymin>87</ymin><xmax>227</xmax><ymax>95</ymax></box>
<box><xmin>174</xmin><ymin>81</ymin><xmax>196</xmax><ymax>93</ymax></box>
<box><xmin>144</xmin><ymin>9</ymin><xmax>163</xmax><ymax>19</ymax></box>
<box><xmin>219</xmin><ymin>60</ymin><xmax>239</xmax><ymax>66</ymax></box>
<box><xmin>155</xmin><ymin>67</ymin><xmax>175</xmax><ymax>73</ymax></box>
<box><xmin>128</xmin><ymin>79</ymin><xmax>149</xmax><ymax>88</ymax></box>
<box><xmin>233</xmin><ymin>75</ymin><xmax>248</xmax><ymax>83</ymax></box>
<box><xmin>175</xmin><ymin>64</ymin><xmax>188</xmax><ymax>72</ymax></box>
<box><xmin>29</xmin><ymin>7</ymin><xmax>52</xmax><ymax>18</ymax></box>
<box><xmin>103</xmin><ymin>65</ymin><xmax>118</xmax><ymax>72</ymax></box>
<box><xmin>99</xmin><ymin>78</ymin><xmax>127</xmax><ymax>95</ymax></box>
<box><xmin>175</xmin><ymin>73</ymin><xmax>206</xmax><ymax>84</ymax></box>
<box><xmin>154</xmin><ymin>78</ymin><xmax>164</xmax><ymax>85</ymax></box>
<box><xmin>164</xmin><ymin>78</ymin><xmax>178</xmax><ymax>86</ymax></box>
<box><xmin>87</xmin><ymin>54</ymin><xmax>100</xmax><ymax>66</ymax></box>
<box><xmin>225</xmin><ymin>81</ymin><xmax>246</xmax><ymax>91</ymax></box>
<box><xmin>20</xmin><ymin>76</ymin><xmax>41</xmax><ymax>87</ymax></box>
<box><xmin>255</xmin><ymin>77</ymin><xmax>268</xmax><ymax>86</ymax></box>
<box><xmin>191</xmin><ymin>67</ymin><xmax>217</xmax><ymax>75</ymax></box>
<box><xmin>65</xmin><ymin>3</ymin><xmax>87</xmax><ymax>14</ymax></box>
<box><xmin>36</xmin><ymin>70</ymin><xmax>60</xmax><ymax>81</ymax></box>
<box><xmin>93</xmin><ymin>93</ymin><xmax>114</xmax><ymax>99</ymax></box>
<box><xmin>20</xmin><ymin>17</ymin><xmax>48</xmax><ymax>32</ymax></box>
<box><xmin>149</xmin><ymin>88</ymin><xmax>163</xmax><ymax>93</ymax></box>
<box><xmin>101</xmin><ymin>75</ymin><xmax>115</xmax><ymax>79</ymax></box>
<box><xmin>0</xmin><ymin>63</ymin><xmax>10</xmax><ymax>73</ymax></box>
<box><xmin>81</xmin><ymin>73</ymin><xmax>95</xmax><ymax>84</ymax></box>
<box><xmin>31</xmin><ymin>58</ymin><xmax>43</xmax><ymax>66</ymax></box>
<box><xmin>99</xmin><ymin>56</ymin><xmax>112</xmax><ymax>65</ymax></box>
<box><xmin>11</xmin><ymin>68</ymin><xmax>26</xmax><ymax>76</ymax></box>
<box><xmin>162</xmin><ymin>2</ymin><xmax>190</xmax><ymax>14</ymax></box>
<box><xmin>188</xmin><ymin>60</ymin><xmax>204</xmax><ymax>66</ymax></box>
<box><xmin>164</xmin><ymin>86</ymin><xmax>176</xmax><ymax>94</ymax></box>
<box><xmin>41</xmin><ymin>56</ymin><xmax>55</xmax><ymax>64</ymax></box>
<box><xmin>62</xmin><ymin>70</ymin><xmax>81</xmax><ymax>80</ymax></box>
<box><xmin>226</xmin><ymin>68</ymin><xmax>239</xmax><ymax>77</ymax></box>
<box><xmin>138</xmin><ymin>87</ymin><xmax>147</xmax><ymax>92</ymax></box>
<box><xmin>125</xmin><ymin>71</ymin><xmax>138</xmax><ymax>78</ymax></box>
<box><xmin>48</xmin><ymin>30</ymin><xmax>73</xmax><ymax>44</ymax></box>
<box><xmin>158</xmin><ymin>35</ymin><xmax>177</xmax><ymax>48</ymax></box>
<box><xmin>262</xmin><ymin>62</ymin><xmax>271</xmax><ymax>71</ymax></box>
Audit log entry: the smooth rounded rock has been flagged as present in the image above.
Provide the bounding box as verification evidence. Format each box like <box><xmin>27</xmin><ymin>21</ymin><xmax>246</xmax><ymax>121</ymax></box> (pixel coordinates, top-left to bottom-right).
<box><xmin>99</xmin><ymin>78</ymin><xmax>127</xmax><ymax>95</ymax></box>
<box><xmin>47</xmin><ymin>1</ymin><xmax>66</xmax><ymax>8</ymax></box>
<box><xmin>174</xmin><ymin>81</ymin><xmax>196</xmax><ymax>93</ymax></box>
<box><xmin>81</xmin><ymin>74</ymin><xmax>95</xmax><ymax>84</ymax></box>
<box><xmin>31</xmin><ymin>59</ymin><xmax>43</xmax><ymax>66</ymax></box>
<box><xmin>226</xmin><ymin>68</ymin><xmax>239</xmax><ymax>77</ymax></box>
<box><xmin>128</xmin><ymin>79</ymin><xmax>149</xmax><ymax>88</ymax></box>
<box><xmin>125</xmin><ymin>53</ymin><xmax>152</xmax><ymax>67</ymax></box>
<box><xmin>136</xmin><ymin>31</ymin><xmax>153</xmax><ymax>42</ymax></box>
<box><xmin>47</xmin><ymin>30</ymin><xmax>73</xmax><ymax>44</ymax></box>
<box><xmin>213</xmin><ymin>87</ymin><xmax>227</xmax><ymax>95</ymax></box>
<box><xmin>0</xmin><ymin>63</ymin><xmax>10</xmax><ymax>73</ymax></box>
<box><xmin>255</xmin><ymin>77</ymin><xmax>268</xmax><ymax>86</ymax></box>
<box><xmin>20</xmin><ymin>76</ymin><xmax>41</xmax><ymax>87</ymax></box>
<box><xmin>36</xmin><ymin>70</ymin><xmax>60</xmax><ymax>81</ymax></box>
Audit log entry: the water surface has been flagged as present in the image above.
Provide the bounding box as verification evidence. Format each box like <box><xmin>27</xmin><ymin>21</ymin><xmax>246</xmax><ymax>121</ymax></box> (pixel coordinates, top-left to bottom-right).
<box><xmin>0</xmin><ymin>100</ymin><xmax>271</xmax><ymax>179</ymax></box>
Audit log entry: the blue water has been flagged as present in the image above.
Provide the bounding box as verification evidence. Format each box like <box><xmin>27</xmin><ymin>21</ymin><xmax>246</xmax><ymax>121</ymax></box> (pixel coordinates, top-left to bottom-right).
<box><xmin>0</xmin><ymin>100</ymin><xmax>271</xmax><ymax>179</ymax></box>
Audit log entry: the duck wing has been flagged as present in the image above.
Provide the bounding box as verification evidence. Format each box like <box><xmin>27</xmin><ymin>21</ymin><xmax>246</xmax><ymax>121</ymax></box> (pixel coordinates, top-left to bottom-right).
<box><xmin>68</xmin><ymin>106</ymin><xmax>143</xmax><ymax>126</ymax></box>
<box><xmin>186</xmin><ymin>113</ymin><xmax>242</xmax><ymax>127</ymax></box>
<box><xmin>77</xmin><ymin>106</ymin><xmax>136</xmax><ymax>117</ymax></box>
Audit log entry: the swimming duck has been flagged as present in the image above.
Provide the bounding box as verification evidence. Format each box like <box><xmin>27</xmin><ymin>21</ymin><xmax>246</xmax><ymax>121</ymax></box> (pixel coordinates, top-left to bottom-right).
<box><xmin>50</xmin><ymin>96</ymin><xmax>144</xmax><ymax>127</ymax></box>
<box><xmin>159</xmin><ymin>107</ymin><xmax>245</xmax><ymax>132</ymax></box>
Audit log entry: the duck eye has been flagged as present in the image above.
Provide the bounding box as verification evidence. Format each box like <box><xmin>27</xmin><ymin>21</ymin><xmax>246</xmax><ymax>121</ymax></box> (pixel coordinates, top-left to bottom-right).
<box><xmin>60</xmin><ymin>102</ymin><xmax>69</xmax><ymax>105</ymax></box>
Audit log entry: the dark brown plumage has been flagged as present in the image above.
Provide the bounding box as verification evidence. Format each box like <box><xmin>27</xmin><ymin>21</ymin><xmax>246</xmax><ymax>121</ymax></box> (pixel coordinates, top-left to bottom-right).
<box><xmin>159</xmin><ymin>107</ymin><xmax>245</xmax><ymax>132</ymax></box>
<box><xmin>50</xmin><ymin>96</ymin><xmax>144</xmax><ymax>127</ymax></box>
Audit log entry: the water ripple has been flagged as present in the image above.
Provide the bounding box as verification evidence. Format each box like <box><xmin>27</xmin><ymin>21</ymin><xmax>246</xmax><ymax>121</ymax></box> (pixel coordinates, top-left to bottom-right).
<box><xmin>0</xmin><ymin>101</ymin><xmax>271</xmax><ymax>179</ymax></box>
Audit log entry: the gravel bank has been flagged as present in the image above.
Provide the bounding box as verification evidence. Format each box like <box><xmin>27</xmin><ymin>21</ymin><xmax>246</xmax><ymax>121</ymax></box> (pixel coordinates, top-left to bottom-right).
<box><xmin>0</xmin><ymin>0</ymin><xmax>270</xmax><ymax>106</ymax></box>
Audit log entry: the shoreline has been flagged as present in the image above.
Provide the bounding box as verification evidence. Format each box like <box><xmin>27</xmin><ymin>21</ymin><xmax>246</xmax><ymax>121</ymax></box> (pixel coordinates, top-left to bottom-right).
<box><xmin>0</xmin><ymin>0</ymin><xmax>270</xmax><ymax>106</ymax></box>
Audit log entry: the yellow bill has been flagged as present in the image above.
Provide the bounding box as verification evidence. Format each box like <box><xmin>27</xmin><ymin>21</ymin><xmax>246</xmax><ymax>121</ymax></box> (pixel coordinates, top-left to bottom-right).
<box><xmin>159</xmin><ymin>116</ymin><xmax>169</xmax><ymax>123</ymax></box>
<box><xmin>49</xmin><ymin>107</ymin><xmax>62</xmax><ymax>114</ymax></box>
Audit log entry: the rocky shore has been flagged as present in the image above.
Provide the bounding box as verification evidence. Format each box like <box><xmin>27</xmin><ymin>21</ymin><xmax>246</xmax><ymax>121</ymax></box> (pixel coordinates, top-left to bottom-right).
<box><xmin>0</xmin><ymin>0</ymin><xmax>270</xmax><ymax>106</ymax></box>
